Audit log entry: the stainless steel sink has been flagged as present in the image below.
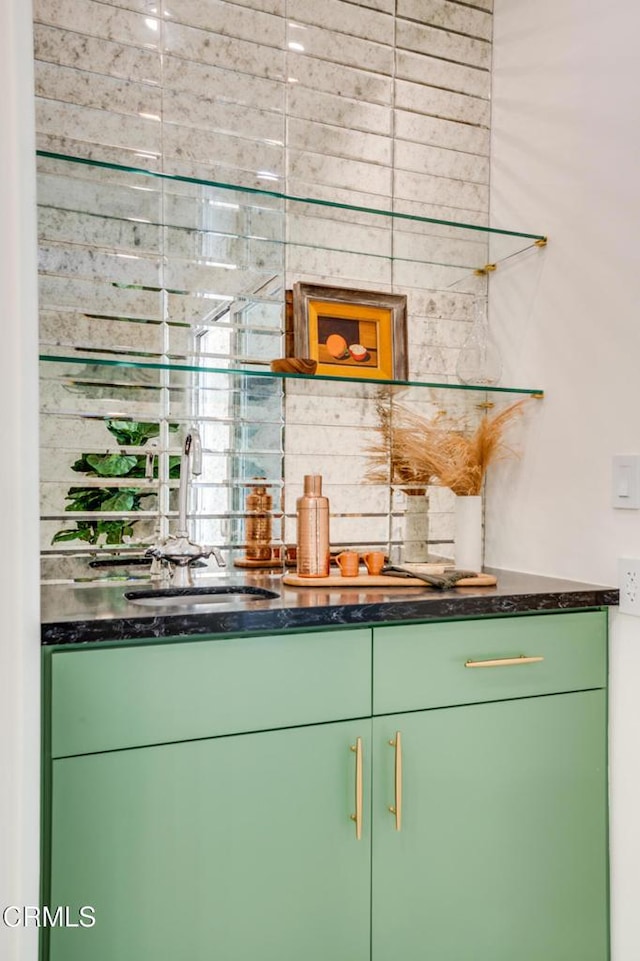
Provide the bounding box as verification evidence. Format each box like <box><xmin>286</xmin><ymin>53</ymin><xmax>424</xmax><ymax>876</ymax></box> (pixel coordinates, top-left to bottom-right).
<box><xmin>124</xmin><ymin>585</ymin><xmax>279</xmax><ymax>609</ymax></box>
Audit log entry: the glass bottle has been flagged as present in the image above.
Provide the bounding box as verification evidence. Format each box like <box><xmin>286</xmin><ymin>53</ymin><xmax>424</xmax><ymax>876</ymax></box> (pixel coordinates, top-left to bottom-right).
<box><xmin>456</xmin><ymin>296</ymin><xmax>502</xmax><ymax>386</ymax></box>
<box><xmin>245</xmin><ymin>478</ymin><xmax>273</xmax><ymax>560</ymax></box>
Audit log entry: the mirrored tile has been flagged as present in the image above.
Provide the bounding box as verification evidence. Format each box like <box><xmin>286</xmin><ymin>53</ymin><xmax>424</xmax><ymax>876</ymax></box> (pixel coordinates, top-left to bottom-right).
<box><xmin>163</xmin><ymin>90</ymin><xmax>284</xmax><ymax>144</ymax></box>
<box><xmin>394</xmin><ymin>169</ymin><xmax>489</xmax><ymax>214</ymax></box>
<box><xmin>397</xmin><ymin>0</ymin><xmax>492</xmax><ymax>41</ymax></box>
<box><xmin>396</xmin><ymin>18</ymin><xmax>491</xmax><ymax>70</ymax></box>
<box><xmin>164</xmin><ymin>0</ymin><xmax>284</xmax><ymax>48</ymax></box>
<box><xmin>36</xmin><ymin>100</ymin><xmax>162</xmax><ymax>157</ymax></box>
<box><xmin>288</xmin><ymin>118</ymin><xmax>392</xmax><ymax>168</ymax></box>
<box><xmin>286</xmin><ymin>53</ymin><xmax>392</xmax><ymax>105</ymax></box>
<box><xmin>395</xmin><ymin>79</ymin><xmax>490</xmax><ymax>127</ymax></box>
<box><xmin>394</xmin><ymin>140</ymin><xmax>489</xmax><ymax>185</ymax></box>
<box><xmin>35</xmin><ymin>0</ymin><xmax>162</xmax><ymax>48</ymax></box>
<box><xmin>284</xmin><ymin>22</ymin><xmax>393</xmax><ymax>74</ymax></box>
<box><xmin>164</xmin><ymin>20</ymin><xmax>286</xmax><ymax>79</ymax></box>
<box><xmin>36</xmin><ymin>62</ymin><xmax>162</xmax><ymax>120</ymax></box>
<box><xmin>35</xmin><ymin>24</ymin><xmax>162</xmax><ymax>85</ymax></box>
<box><xmin>288</xmin><ymin>149</ymin><xmax>392</xmax><ymax>197</ymax></box>
<box><xmin>163</xmin><ymin>55</ymin><xmax>285</xmax><ymax>112</ymax></box>
<box><xmin>288</xmin><ymin>0</ymin><xmax>392</xmax><ymax>44</ymax></box>
<box><xmin>394</xmin><ymin>109</ymin><xmax>490</xmax><ymax>155</ymax></box>
<box><xmin>287</xmin><ymin>85</ymin><xmax>391</xmax><ymax>135</ymax></box>
<box><xmin>396</xmin><ymin>49</ymin><xmax>490</xmax><ymax>99</ymax></box>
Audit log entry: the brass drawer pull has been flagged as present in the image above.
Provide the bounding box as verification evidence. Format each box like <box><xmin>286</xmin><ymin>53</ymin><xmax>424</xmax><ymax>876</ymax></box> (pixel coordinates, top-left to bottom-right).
<box><xmin>350</xmin><ymin>737</ymin><xmax>363</xmax><ymax>840</ymax></box>
<box><xmin>388</xmin><ymin>731</ymin><xmax>402</xmax><ymax>831</ymax></box>
<box><xmin>465</xmin><ymin>655</ymin><xmax>545</xmax><ymax>668</ymax></box>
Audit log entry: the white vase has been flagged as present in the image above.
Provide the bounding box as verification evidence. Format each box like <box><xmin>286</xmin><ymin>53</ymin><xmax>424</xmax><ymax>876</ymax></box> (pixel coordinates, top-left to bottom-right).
<box><xmin>401</xmin><ymin>491</ymin><xmax>429</xmax><ymax>563</ymax></box>
<box><xmin>455</xmin><ymin>494</ymin><xmax>483</xmax><ymax>571</ymax></box>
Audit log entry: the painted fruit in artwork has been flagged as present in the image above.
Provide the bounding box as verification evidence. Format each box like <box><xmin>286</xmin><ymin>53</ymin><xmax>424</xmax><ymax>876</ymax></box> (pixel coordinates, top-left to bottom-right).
<box><xmin>348</xmin><ymin>344</ymin><xmax>367</xmax><ymax>361</ymax></box>
<box><xmin>326</xmin><ymin>333</ymin><xmax>348</xmax><ymax>358</ymax></box>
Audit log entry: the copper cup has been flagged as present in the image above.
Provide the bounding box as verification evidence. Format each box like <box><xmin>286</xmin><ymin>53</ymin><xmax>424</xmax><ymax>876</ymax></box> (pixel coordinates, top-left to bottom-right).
<box><xmin>363</xmin><ymin>551</ymin><xmax>385</xmax><ymax>576</ymax></box>
<box><xmin>336</xmin><ymin>551</ymin><xmax>360</xmax><ymax>577</ymax></box>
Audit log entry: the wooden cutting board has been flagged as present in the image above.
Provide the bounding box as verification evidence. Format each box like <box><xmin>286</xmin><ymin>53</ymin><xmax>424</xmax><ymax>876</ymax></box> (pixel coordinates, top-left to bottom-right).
<box><xmin>233</xmin><ymin>558</ymin><xmax>285</xmax><ymax>569</ymax></box>
<box><xmin>282</xmin><ymin>572</ymin><xmax>497</xmax><ymax>588</ymax></box>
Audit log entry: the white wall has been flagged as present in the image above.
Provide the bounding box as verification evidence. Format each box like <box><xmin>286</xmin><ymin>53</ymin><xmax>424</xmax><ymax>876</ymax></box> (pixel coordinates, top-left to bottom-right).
<box><xmin>488</xmin><ymin>2</ymin><xmax>640</xmax><ymax>958</ymax></box>
<box><xmin>0</xmin><ymin>0</ymin><xmax>41</xmax><ymax>958</ymax></box>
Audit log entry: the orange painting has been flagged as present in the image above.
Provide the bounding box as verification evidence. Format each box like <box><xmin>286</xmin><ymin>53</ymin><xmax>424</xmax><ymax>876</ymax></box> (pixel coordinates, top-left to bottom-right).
<box><xmin>293</xmin><ymin>283</ymin><xmax>408</xmax><ymax>381</ymax></box>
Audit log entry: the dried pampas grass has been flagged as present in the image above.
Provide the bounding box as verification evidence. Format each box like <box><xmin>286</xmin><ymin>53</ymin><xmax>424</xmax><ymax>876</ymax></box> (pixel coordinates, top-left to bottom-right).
<box><xmin>368</xmin><ymin>400</ymin><xmax>527</xmax><ymax>496</ymax></box>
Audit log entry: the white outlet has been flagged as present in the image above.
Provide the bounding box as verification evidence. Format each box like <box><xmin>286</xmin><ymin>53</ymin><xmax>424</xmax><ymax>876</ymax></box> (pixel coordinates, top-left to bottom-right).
<box><xmin>618</xmin><ymin>558</ymin><xmax>640</xmax><ymax>615</ymax></box>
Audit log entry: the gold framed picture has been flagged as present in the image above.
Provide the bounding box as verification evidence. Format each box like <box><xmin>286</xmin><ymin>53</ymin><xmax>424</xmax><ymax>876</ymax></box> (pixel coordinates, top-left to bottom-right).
<box><xmin>292</xmin><ymin>283</ymin><xmax>408</xmax><ymax>380</ymax></box>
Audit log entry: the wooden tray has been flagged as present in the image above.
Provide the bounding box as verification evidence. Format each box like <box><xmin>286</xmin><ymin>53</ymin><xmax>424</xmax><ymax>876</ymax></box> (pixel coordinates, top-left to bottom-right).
<box><xmin>282</xmin><ymin>572</ymin><xmax>497</xmax><ymax>588</ymax></box>
<box><xmin>233</xmin><ymin>558</ymin><xmax>285</xmax><ymax>570</ymax></box>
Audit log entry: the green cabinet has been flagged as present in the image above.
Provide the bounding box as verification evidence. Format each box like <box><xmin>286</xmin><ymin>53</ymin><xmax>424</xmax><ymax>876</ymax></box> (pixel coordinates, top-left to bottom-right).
<box><xmin>48</xmin><ymin>720</ymin><xmax>371</xmax><ymax>961</ymax></box>
<box><xmin>42</xmin><ymin>611</ymin><xmax>609</xmax><ymax>960</ymax></box>
<box><xmin>371</xmin><ymin>691</ymin><xmax>608</xmax><ymax>961</ymax></box>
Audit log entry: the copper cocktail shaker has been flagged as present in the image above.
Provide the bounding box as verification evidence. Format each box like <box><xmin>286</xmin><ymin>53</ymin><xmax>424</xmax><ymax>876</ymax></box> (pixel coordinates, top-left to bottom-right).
<box><xmin>296</xmin><ymin>474</ymin><xmax>330</xmax><ymax>577</ymax></box>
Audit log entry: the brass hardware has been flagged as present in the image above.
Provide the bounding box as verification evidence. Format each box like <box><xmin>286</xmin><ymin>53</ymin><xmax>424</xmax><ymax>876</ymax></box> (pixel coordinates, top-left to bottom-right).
<box><xmin>476</xmin><ymin>401</ymin><xmax>495</xmax><ymax>410</ymax></box>
<box><xmin>350</xmin><ymin>738</ymin><xmax>363</xmax><ymax>840</ymax></box>
<box><xmin>465</xmin><ymin>654</ymin><xmax>544</xmax><ymax>668</ymax></box>
<box><xmin>388</xmin><ymin>732</ymin><xmax>403</xmax><ymax>831</ymax></box>
<box><xmin>473</xmin><ymin>263</ymin><xmax>497</xmax><ymax>276</ymax></box>
<box><xmin>534</xmin><ymin>237</ymin><xmax>548</xmax><ymax>247</ymax></box>
<box><xmin>531</xmin><ymin>391</ymin><xmax>544</xmax><ymax>399</ymax></box>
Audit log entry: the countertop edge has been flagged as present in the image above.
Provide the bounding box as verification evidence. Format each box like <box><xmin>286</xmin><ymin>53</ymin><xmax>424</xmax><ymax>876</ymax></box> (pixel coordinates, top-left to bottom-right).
<box><xmin>40</xmin><ymin>584</ymin><xmax>620</xmax><ymax>647</ymax></box>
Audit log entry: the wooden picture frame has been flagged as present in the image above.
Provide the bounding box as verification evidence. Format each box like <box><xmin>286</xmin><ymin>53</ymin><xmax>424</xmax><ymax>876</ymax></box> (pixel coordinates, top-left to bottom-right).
<box><xmin>292</xmin><ymin>283</ymin><xmax>408</xmax><ymax>380</ymax></box>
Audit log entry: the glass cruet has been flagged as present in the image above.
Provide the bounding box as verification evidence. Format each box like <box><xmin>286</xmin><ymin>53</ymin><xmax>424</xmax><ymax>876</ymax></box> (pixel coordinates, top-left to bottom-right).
<box><xmin>455</xmin><ymin>296</ymin><xmax>502</xmax><ymax>386</ymax></box>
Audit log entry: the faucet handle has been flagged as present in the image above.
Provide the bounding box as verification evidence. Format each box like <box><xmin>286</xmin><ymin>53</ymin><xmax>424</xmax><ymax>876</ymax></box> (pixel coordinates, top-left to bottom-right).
<box><xmin>143</xmin><ymin>438</ymin><xmax>160</xmax><ymax>480</ymax></box>
<box><xmin>144</xmin><ymin>545</ymin><xmax>170</xmax><ymax>581</ymax></box>
<box><xmin>186</xmin><ymin>428</ymin><xmax>202</xmax><ymax>475</ymax></box>
<box><xmin>144</xmin><ymin>542</ymin><xmax>226</xmax><ymax>585</ymax></box>
<box><xmin>210</xmin><ymin>546</ymin><xmax>226</xmax><ymax>568</ymax></box>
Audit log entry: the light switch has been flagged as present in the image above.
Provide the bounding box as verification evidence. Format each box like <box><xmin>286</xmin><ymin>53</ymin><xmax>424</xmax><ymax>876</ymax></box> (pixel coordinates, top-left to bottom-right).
<box><xmin>617</xmin><ymin>466</ymin><xmax>630</xmax><ymax>498</ymax></box>
<box><xmin>613</xmin><ymin>455</ymin><xmax>640</xmax><ymax>509</ymax></box>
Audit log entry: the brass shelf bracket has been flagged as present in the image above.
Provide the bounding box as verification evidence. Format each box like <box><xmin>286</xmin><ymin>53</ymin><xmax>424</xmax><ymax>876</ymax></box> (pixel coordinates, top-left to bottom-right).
<box><xmin>474</xmin><ymin>263</ymin><xmax>498</xmax><ymax>276</ymax></box>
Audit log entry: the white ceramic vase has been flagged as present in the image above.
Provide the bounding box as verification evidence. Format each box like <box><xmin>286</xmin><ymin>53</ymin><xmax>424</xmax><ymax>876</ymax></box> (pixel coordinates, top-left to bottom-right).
<box><xmin>454</xmin><ymin>494</ymin><xmax>483</xmax><ymax>571</ymax></box>
<box><xmin>401</xmin><ymin>491</ymin><xmax>429</xmax><ymax>563</ymax></box>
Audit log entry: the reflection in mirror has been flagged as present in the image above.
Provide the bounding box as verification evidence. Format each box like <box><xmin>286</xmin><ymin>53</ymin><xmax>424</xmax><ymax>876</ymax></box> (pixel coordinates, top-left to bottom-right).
<box><xmin>37</xmin><ymin>154</ymin><xmax>542</xmax><ymax>583</ymax></box>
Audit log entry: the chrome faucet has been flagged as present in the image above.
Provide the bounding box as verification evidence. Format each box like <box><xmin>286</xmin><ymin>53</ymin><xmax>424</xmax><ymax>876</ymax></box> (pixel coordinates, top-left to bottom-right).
<box><xmin>146</xmin><ymin>427</ymin><xmax>225</xmax><ymax>586</ymax></box>
<box><xmin>176</xmin><ymin>429</ymin><xmax>202</xmax><ymax>539</ymax></box>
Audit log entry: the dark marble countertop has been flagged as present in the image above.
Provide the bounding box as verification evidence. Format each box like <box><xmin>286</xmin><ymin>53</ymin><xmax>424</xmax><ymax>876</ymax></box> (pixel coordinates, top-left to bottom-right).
<box><xmin>40</xmin><ymin>569</ymin><xmax>619</xmax><ymax>647</ymax></box>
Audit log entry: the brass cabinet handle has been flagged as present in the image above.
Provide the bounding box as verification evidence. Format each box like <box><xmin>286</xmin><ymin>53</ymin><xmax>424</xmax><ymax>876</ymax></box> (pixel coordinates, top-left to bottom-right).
<box><xmin>388</xmin><ymin>731</ymin><xmax>402</xmax><ymax>831</ymax></box>
<box><xmin>465</xmin><ymin>655</ymin><xmax>544</xmax><ymax>668</ymax></box>
<box><xmin>350</xmin><ymin>737</ymin><xmax>363</xmax><ymax>840</ymax></box>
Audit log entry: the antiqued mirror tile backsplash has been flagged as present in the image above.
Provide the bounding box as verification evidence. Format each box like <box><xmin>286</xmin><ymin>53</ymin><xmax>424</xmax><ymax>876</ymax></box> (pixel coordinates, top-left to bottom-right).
<box><xmin>34</xmin><ymin>0</ymin><xmax>523</xmax><ymax>582</ymax></box>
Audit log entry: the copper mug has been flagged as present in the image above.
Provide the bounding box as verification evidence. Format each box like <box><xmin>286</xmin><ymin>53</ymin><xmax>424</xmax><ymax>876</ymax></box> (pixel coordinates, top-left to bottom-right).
<box><xmin>336</xmin><ymin>551</ymin><xmax>360</xmax><ymax>577</ymax></box>
<box><xmin>363</xmin><ymin>551</ymin><xmax>385</xmax><ymax>576</ymax></box>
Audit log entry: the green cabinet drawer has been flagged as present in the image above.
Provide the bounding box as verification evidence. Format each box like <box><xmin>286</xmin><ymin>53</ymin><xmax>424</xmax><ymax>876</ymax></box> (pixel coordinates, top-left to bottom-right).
<box><xmin>373</xmin><ymin>611</ymin><xmax>607</xmax><ymax>715</ymax></box>
<box><xmin>51</xmin><ymin>628</ymin><xmax>371</xmax><ymax>758</ymax></box>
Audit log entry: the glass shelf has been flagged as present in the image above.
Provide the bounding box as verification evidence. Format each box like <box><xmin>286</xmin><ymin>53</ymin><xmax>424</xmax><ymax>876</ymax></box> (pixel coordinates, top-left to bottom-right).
<box><xmin>36</xmin><ymin>149</ymin><xmax>547</xmax><ymax>312</ymax></box>
<box><xmin>40</xmin><ymin>354</ymin><xmax>543</xmax><ymax>398</ymax></box>
<box><xmin>37</xmin><ymin>149</ymin><xmax>546</xmax><ymax>252</ymax></box>
<box><xmin>38</xmin><ymin>150</ymin><xmax>546</xmax><ymax>580</ymax></box>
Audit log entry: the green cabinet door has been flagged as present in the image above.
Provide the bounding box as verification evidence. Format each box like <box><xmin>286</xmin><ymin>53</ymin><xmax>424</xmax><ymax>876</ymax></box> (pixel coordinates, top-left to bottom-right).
<box><xmin>47</xmin><ymin>720</ymin><xmax>371</xmax><ymax>961</ymax></box>
<box><xmin>372</xmin><ymin>690</ymin><xmax>608</xmax><ymax>961</ymax></box>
